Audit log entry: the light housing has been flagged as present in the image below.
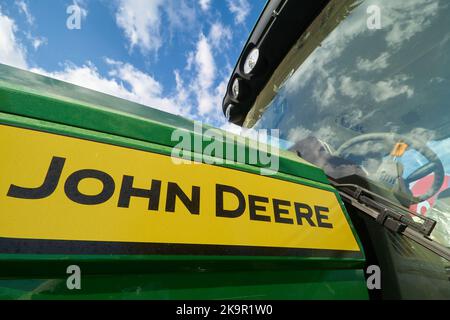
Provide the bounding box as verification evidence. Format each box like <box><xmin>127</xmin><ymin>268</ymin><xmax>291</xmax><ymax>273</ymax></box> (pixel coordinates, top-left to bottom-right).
<box><xmin>231</xmin><ymin>78</ymin><xmax>240</xmax><ymax>99</ymax></box>
<box><xmin>243</xmin><ymin>48</ymin><xmax>260</xmax><ymax>75</ymax></box>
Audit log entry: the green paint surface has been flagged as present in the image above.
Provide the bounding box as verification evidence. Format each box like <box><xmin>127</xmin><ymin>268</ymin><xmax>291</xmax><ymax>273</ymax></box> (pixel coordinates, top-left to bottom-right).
<box><xmin>0</xmin><ymin>64</ymin><xmax>368</xmax><ymax>299</ymax></box>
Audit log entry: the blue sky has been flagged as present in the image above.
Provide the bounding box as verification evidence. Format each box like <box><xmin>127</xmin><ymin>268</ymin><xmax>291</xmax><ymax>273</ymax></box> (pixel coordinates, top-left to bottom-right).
<box><xmin>0</xmin><ymin>0</ymin><xmax>265</xmax><ymax>132</ymax></box>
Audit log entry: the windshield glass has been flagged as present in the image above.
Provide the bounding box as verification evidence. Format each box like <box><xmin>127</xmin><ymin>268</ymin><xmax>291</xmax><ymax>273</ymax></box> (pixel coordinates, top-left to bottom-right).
<box><xmin>245</xmin><ymin>0</ymin><xmax>450</xmax><ymax>247</ymax></box>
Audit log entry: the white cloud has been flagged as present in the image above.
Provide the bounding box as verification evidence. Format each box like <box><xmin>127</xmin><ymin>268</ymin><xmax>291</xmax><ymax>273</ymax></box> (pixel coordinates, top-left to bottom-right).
<box><xmin>383</xmin><ymin>0</ymin><xmax>439</xmax><ymax>47</ymax></box>
<box><xmin>372</xmin><ymin>75</ymin><xmax>414</xmax><ymax>102</ymax></box>
<box><xmin>209</xmin><ymin>22</ymin><xmax>232</xmax><ymax>48</ymax></box>
<box><xmin>0</xmin><ymin>10</ymin><xmax>28</xmax><ymax>69</ymax></box>
<box><xmin>171</xmin><ymin>24</ymin><xmax>233</xmax><ymax>125</ymax></box>
<box><xmin>164</xmin><ymin>0</ymin><xmax>196</xmax><ymax>36</ymax></box>
<box><xmin>340</xmin><ymin>75</ymin><xmax>414</xmax><ymax>102</ymax></box>
<box><xmin>313</xmin><ymin>77</ymin><xmax>337</xmax><ymax>108</ymax></box>
<box><xmin>195</xmin><ymin>34</ymin><xmax>215</xmax><ymax>89</ymax></box>
<box><xmin>173</xmin><ymin>69</ymin><xmax>189</xmax><ymax>105</ymax></box>
<box><xmin>227</xmin><ymin>0</ymin><xmax>250</xmax><ymax>24</ymax></box>
<box><xmin>115</xmin><ymin>0</ymin><xmax>198</xmax><ymax>55</ymax></box>
<box><xmin>357</xmin><ymin>52</ymin><xmax>390</xmax><ymax>72</ymax></box>
<box><xmin>115</xmin><ymin>0</ymin><xmax>165</xmax><ymax>54</ymax></box>
<box><xmin>339</xmin><ymin>76</ymin><xmax>366</xmax><ymax>99</ymax></box>
<box><xmin>31</xmin><ymin>60</ymin><xmax>188</xmax><ymax>116</ymax></box>
<box><xmin>31</xmin><ymin>37</ymin><xmax>46</xmax><ymax>50</ymax></box>
<box><xmin>25</xmin><ymin>32</ymin><xmax>47</xmax><ymax>51</ymax></box>
<box><xmin>185</xmin><ymin>51</ymin><xmax>195</xmax><ymax>71</ymax></box>
<box><xmin>288</xmin><ymin>126</ymin><xmax>312</xmax><ymax>142</ymax></box>
<box><xmin>0</xmin><ymin>6</ymin><xmax>228</xmax><ymax>126</ymax></box>
<box><xmin>0</xmin><ymin>6</ymin><xmax>233</xmax><ymax>129</ymax></box>
<box><xmin>187</xmin><ymin>32</ymin><xmax>231</xmax><ymax>124</ymax></box>
<box><xmin>112</xmin><ymin>3</ymin><xmax>233</xmax><ymax>126</ymax></box>
<box><xmin>194</xmin><ymin>34</ymin><xmax>216</xmax><ymax>115</ymax></box>
<box><xmin>15</xmin><ymin>0</ymin><xmax>34</xmax><ymax>25</ymax></box>
<box><xmin>198</xmin><ymin>0</ymin><xmax>211</xmax><ymax>12</ymax></box>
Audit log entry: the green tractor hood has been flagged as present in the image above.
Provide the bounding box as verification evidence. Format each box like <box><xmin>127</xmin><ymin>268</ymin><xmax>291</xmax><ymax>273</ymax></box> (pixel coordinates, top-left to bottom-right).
<box><xmin>0</xmin><ymin>64</ymin><xmax>367</xmax><ymax>300</ymax></box>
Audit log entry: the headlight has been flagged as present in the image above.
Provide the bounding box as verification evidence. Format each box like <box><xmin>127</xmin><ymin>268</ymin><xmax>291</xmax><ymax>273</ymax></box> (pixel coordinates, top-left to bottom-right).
<box><xmin>232</xmin><ymin>78</ymin><xmax>240</xmax><ymax>99</ymax></box>
<box><xmin>243</xmin><ymin>48</ymin><xmax>259</xmax><ymax>75</ymax></box>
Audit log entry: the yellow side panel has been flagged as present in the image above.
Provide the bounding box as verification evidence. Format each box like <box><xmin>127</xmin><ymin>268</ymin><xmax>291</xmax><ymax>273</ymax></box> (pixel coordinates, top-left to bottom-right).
<box><xmin>0</xmin><ymin>125</ymin><xmax>360</xmax><ymax>252</ymax></box>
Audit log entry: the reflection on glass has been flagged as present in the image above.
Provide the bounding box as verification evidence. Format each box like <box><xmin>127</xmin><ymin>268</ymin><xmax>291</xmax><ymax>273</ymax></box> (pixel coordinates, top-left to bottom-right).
<box><xmin>246</xmin><ymin>0</ymin><xmax>450</xmax><ymax>247</ymax></box>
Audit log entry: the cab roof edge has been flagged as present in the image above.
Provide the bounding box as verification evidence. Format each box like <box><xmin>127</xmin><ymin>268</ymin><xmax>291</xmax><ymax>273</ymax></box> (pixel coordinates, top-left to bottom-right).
<box><xmin>222</xmin><ymin>0</ymin><xmax>331</xmax><ymax>126</ymax></box>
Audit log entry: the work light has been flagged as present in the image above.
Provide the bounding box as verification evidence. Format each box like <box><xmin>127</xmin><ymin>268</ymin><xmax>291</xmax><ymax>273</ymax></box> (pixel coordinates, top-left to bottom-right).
<box><xmin>243</xmin><ymin>48</ymin><xmax>259</xmax><ymax>75</ymax></box>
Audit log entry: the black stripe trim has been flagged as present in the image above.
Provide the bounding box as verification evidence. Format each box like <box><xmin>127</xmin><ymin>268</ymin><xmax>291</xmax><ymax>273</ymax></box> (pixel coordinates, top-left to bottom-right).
<box><xmin>0</xmin><ymin>237</ymin><xmax>363</xmax><ymax>259</ymax></box>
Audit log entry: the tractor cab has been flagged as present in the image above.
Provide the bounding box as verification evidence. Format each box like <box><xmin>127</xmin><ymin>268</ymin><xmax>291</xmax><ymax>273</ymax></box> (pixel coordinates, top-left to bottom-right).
<box><xmin>0</xmin><ymin>0</ymin><xmax>449</xmax><ymax>301</ymax></box>
<box><xmin>222</xmin><ymin>0</ymin><xmax>450</xmax><ymax>299</ymax></box>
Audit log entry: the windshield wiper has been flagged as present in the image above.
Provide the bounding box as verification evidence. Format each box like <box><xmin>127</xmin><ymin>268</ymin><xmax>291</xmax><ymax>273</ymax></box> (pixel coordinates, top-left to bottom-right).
<box><xmin>331</xmin><ymin>182</ymin><xmax>450</xmax><ymax>261</ymax></box>
<box><xmin>332</xmin><ymin>182</ymin><xmax>436</xmax><ymax>236</ymax></box>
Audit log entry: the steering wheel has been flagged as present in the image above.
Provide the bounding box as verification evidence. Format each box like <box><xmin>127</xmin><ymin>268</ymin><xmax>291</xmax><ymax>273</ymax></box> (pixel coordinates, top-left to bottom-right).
<box><xmin>336</xmin><ymin>133</ymin><xmax>445</xmax><ymax>203</ymax></box>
